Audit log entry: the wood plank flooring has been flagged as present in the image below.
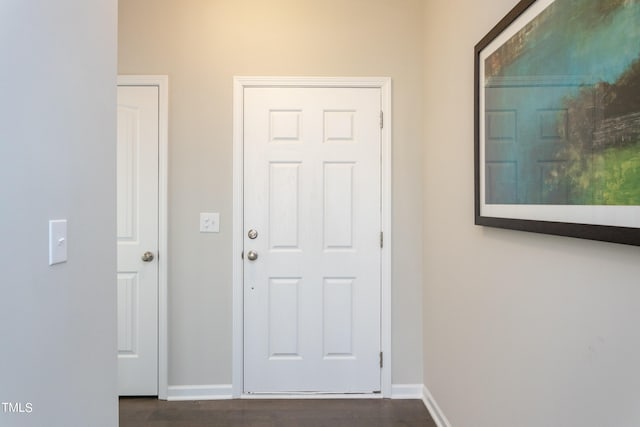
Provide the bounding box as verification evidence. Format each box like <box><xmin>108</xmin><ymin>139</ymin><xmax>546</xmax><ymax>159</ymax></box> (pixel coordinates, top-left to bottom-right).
<box><xmin>119</xmin><ymin>397</ymin><xmax>437</xmax><ymax>427</ymax></box>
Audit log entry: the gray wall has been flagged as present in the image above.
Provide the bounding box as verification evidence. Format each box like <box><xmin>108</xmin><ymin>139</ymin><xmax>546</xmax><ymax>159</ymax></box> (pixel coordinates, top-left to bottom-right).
<box><xmin>423</xmin><ymin>1</ymin><xmax>640</xmax><ymax>426</ymax></box>
<box><xmin>119</xmin><ymin>0</ymin><xmax>425</xmax><ymax>387</ymax></box>
<box><xmin>0</xmin><ymin>1</ymin><xmax>118</xmax><ymax>426</ymax></box>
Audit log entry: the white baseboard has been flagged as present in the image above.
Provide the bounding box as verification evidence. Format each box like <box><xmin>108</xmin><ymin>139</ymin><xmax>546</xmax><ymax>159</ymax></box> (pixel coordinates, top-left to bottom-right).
<box><xmin>166</xmin><ymin>384</ymin><xmax>233</xmax><ymax>401</ymax></box>
<box><xmin>422</xmin><ymin>385</ymin><xmax>451</xmax><ymax>427</ymax></box>
<box><xmin>391</xmin><ymin>384</ymin><xmax>424</xmax><ymax>399</ymax></box>
<box><xmin>164</xmin><ymin>380</ymin><xmax>450</xmax><ymax>427</ymax></box>
<box><xmin>167</xmin><ymin>386</ymin><xmax>383</xmax><ymax>401</ymax></box>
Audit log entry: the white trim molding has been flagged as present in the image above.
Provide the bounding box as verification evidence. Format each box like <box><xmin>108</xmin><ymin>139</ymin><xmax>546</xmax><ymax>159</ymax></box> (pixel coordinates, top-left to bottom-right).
<box><xmin>391</xmin><ymin>384</ymin><xmax>424</xmax><ymax>399</ymax></box>
<box><xmin>422</xmin><ymin>385</ymin><xmax>452</xmax><ymax>427</ymax></box>
<box><xmin>232</xmin><ymin>76</ymin><xmax>393</xmax><ymax>398</ymax></box>
<box><xmin>117</xmin><ymin>75</ymin><xmax>169</xmax><ymax>400</ymax></box>
<box><xmin>167</xmin><ymin>385</ymin><xmax>233</xmax><ymax>401</ymax></box>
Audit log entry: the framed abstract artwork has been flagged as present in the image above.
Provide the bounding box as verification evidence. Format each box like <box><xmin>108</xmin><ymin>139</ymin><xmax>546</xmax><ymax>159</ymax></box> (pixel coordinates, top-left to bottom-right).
<box><xmin>475</xmin><ymin>0</ymin><xmax>640</xmax><ymax>245</ymax></box>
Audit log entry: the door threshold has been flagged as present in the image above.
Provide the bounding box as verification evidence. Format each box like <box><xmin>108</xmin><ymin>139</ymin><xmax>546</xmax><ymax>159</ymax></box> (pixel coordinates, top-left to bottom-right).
<box><xmin>241</xmin><ymin>392</ymin><xmax>383</xmax><ymax>400</ymax></box>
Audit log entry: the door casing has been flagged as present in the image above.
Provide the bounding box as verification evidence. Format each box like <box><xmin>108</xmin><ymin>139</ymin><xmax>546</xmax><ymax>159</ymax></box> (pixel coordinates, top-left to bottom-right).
<box><xmin>232</xmin><ymin>77</ymin><xmax>392</xmax><ymax>398</ymax></box>
<box><xmin>117</xmin><ymin>75</ymin><xmax>169</xmax><ymax>400</ymax></box>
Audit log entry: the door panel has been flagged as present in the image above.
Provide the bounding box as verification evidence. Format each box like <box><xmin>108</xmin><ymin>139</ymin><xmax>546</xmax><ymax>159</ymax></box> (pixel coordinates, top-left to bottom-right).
<box><xmin>269</xmin><ymin>163</ymin><xmax>301</xmax><ymax>249</ymax></box>
<box><xmin>244</xmin><ymin>87</ymin><xmax>381</xmax><ymax>393</ymax></box>
<box><xmin>117</xmin><ymin>85</ymin><xmax>159</xmax><ymax>396</ymax></box>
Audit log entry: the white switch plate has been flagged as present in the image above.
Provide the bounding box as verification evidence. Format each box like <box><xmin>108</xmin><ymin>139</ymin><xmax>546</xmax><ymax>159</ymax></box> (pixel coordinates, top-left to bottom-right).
<box><xmin>49</xmin><ymin>219</ymin><xmax>67</xmax><ymax>265</ymax></box>
<box><xmin>200</xmin><ymin>212</ymin><xmax>220</xmax><ymax>233</ymax></box>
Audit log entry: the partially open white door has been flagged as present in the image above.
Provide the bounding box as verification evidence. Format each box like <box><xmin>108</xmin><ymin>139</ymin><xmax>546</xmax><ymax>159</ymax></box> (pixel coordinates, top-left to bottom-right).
<box><xmin>117</xmin><ymin>85</ymin><xmax>159</xmax><ymax>395</ymax></box>
<box><xmin>243</xmin><ymin>87</ymin><xmax>382</xmax><ymax>393</ymax></box>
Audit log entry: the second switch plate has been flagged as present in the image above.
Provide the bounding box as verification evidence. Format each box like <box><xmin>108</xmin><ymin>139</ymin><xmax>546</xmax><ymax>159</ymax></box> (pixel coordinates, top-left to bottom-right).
<box><xmin>49</xmin><ymin>219</ymin><xmax>68</xmax><ymax>265</ymax></box>
<box><xmin>200</xmin><ymin>212</ymin><xmax>220</xmax><ymax>233</ymax></box>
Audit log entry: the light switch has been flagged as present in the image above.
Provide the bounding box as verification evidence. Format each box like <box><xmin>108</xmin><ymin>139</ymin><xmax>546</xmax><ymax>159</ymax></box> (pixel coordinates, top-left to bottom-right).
<box><xmin>49</xmin><ymin>219</ymin><xmax>67</xmax><ymax>265</ymax></box>
<box><xmin>200</xmin><ymin>212</ymin><xmax>220</xmax><ymax>233</ymax></box>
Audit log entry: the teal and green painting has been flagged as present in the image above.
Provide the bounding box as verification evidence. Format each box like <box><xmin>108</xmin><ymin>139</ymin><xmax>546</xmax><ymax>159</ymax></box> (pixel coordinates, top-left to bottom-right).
<box><xmin>484</xmin><ymin>0</ymin><xmax>640</xmax><ymax>205</ymax></box>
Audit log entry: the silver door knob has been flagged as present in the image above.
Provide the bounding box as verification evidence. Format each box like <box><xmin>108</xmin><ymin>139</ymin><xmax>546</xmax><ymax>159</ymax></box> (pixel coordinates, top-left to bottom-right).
<box><xmin>246</xmin><ymin>250</ymin><xmax>258</xmax><ymax>261</ymax></box>
<box><xmin>141</xmin><ymin>251</ymin><xmax>154</xmax><ymax>262</ymax></box>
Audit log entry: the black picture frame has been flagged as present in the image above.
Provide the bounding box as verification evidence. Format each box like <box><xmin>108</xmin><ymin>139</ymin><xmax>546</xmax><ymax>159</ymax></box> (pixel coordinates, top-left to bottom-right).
<box><xmin>474</xmin><ymin>0</ymin><xmax>640</xmax><ymax>246</ymax></box>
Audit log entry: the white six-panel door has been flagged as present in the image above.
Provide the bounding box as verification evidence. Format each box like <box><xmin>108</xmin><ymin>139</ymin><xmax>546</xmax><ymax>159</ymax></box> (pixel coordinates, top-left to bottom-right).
<box><xmin>243</xmin><ymin>87</ymin><xmax>382</xmax><ymax>393</ymax></box>
<box><xmin>117</xmin><ymin>86</ymin><xmax>159</xmax><ymax>395</ymax></box>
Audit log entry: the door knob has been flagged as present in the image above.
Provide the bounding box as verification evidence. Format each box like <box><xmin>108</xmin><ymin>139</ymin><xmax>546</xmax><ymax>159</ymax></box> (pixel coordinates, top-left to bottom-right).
<box><xmin>246</xmin><ymin>250</ymin><xmax>258</xmax><ymax>261</ymax></box>
<box><xmin>141</xmin><ymin>251</ymin><xmax>154</xmax><ymax>262</ymax></box>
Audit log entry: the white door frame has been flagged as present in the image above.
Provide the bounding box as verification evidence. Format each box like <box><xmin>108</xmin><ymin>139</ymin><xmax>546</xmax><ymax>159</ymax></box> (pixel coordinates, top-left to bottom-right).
<box><xmin>117</xmin><ymin>75</ymin><xmax>169</xmax><ymax>400</ymax></box>
<box><xmin>232</xmin><ymin>77</ymin><xmax>392</xmax><ymax>398</ymax></box>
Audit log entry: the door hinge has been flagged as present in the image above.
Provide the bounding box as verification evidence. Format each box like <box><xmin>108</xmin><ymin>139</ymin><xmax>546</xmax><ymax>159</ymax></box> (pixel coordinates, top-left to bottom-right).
<box><xmin>380</xmin><ymin>231</ymin><xmax>384</xmax><ymax>248</ymax></box>
<box><xmin>379</xmin><ymin>352</ymin><xmax>384</xmax><ymax>368</ymax></box>
<box><xmin>380</xmin><ymin>111</ymin><xmax>384</xmax><ymax>129</ymax></box>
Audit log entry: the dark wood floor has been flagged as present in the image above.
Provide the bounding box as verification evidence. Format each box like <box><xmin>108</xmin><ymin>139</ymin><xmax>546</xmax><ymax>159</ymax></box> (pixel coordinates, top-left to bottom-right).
<box><xmin>119</xmin><ymin>397</ymin><xmax>437</xmax><ymax>427</ymax></box>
